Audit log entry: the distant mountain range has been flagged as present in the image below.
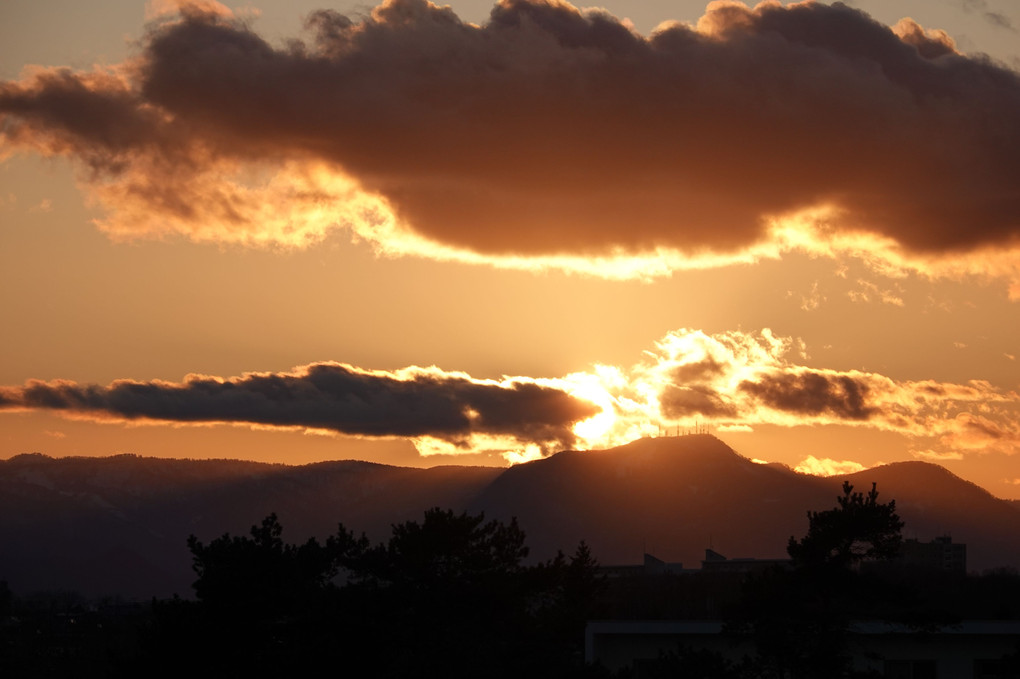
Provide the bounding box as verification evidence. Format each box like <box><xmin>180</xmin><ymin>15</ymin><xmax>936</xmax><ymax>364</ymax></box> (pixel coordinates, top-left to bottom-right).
<box><xmin>3</xmin><ymin>435</ymin><xmax>1018</xmax><ymax>599</ymax></box>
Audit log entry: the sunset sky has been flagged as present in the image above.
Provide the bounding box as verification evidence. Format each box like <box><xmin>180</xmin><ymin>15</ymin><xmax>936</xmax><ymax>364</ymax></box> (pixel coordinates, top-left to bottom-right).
<box><xmin>2</xmin><ymin>0</ymin><xmax>1019</xmax><ymax>497</ymax></box>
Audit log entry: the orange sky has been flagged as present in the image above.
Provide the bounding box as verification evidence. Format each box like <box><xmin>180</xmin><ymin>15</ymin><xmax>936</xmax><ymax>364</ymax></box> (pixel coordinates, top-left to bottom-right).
<box><xmin>2</xmin><ymin>0</ymin><xmax>1019</xmax><ymax>497</ymax></box>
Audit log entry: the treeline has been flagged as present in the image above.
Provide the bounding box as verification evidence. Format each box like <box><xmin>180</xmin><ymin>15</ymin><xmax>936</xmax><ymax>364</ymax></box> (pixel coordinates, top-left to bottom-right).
<box><xmin>143</xmin><ymin>508</ymin><xmax>606</xmax><ymax>678</ymax></box>
<box><xmin>5</xmin><ymin>484</ymin><xmax>1020</xmax><ymax>678</ymax></box>
<box><xmin>0</xmin><ymin>508</ymin><xmax>608</xmax><ymax>678</ymax></box>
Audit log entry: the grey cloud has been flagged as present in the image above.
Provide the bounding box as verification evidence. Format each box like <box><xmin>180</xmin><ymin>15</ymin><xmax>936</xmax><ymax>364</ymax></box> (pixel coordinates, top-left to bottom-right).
<box><xmin>739</xmin><ymin>372</ymin><xmax>874</xmax><ymax>420</ymax></box>
<box><xmin>0</xmin><ymin>363</ymin><xmax>598</xmax><ymax>451</ymax></box>
<box><xmin>659</xmin><ymin>384</ymin><xmax>738</xmax><ymax>419</ymax></box>
<box><xmin>669</xmin><ymin>358</ymin><xmax>727</xmax><ymax>384</ymax></box>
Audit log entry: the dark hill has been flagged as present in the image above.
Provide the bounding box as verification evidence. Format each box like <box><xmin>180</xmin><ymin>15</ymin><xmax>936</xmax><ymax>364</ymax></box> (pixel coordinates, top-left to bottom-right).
<box><xmin>0</xmin><ymin>453</ymin><xmax>501</xmax><ymax>598</ymax></box>
<box><xmin>3</xmin><ymin>437</ymin><xmax>1019</xmax><ymax>599</ymax></box>
<box><xmin>846</xmin><ymin>461</ymin><xmax>1020</xmax><ymax>570</ymax></box>
<box><xmin>474</xmin><ymin>437</ymin><xmax>1020</xmax><ymax>572</ymax></box>
<box><xmin>471</xmin><ymin>435</ymin><xmax>837</xmax><ymax>567</ymax></box>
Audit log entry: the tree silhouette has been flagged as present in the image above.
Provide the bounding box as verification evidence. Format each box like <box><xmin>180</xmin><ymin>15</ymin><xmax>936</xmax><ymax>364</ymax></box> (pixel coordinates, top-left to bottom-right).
<box><xmin>787</xmin><ymin>481</ymin><xmax>904</xmax><ymax>569</ymax></box>
<box><xmin>536</xmin><ymin>540</ymin><xmax>608</xmax><ymax>662</ymax></box>
<box><xmin>730</xmin><ymin>482</ymin><xmax>906</xmax><ymax>679</ymax></box>
<box><xmin>132</xmin><ymin>514</ymin><xmax>372</xmax><ymax>678</ymax></box>
<box><xmin>373</xmin><ymin>507</ymin><xmax>529</xmax><ymax>587</ymax></box>
<box><xmin>146</xmin><ymin>509</ymin><xmax>605</xmax><ymax>679</ymax></box>
<box><xmin>186</xmin><ymin>513</ymin><xmax>367</xmax><ymax>619</ymax></box>
<box><xmin>351</xmin><ymin>508</ymin><xmax>549</xmax><ymax>678</ymax></box>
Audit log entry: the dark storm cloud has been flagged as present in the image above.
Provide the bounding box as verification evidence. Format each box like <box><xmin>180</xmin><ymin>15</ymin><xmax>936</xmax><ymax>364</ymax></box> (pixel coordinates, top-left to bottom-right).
<box><xmin>739</xmin><ymin>371</ymin><xmax>874</xmax><ymax>420</ymax></box>
<box><xmin>0</xmin><ymin>363</ymin><xmax>598</xmax><ymax>450</ymax></box>
<box><xmin>1</xmin><ymin>0</ymin><xmax>1019</xmax><ymax>258</ymax></box>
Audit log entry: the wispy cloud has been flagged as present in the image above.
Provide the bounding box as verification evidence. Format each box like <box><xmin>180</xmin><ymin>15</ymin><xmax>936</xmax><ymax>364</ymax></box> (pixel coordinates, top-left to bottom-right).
<box><xmin>847</xmin><ymin>279</ymin><xmax>905</xmax><ymax>306</ymax></box>
<box><xmin>912</xmin><ymin>448</ymin><xmax>964</xmax><ymax>461</ymax></box>
<box><xmin>797</xmin><ymin>281</ymin><xmax>824</xmax><ymax>312</ymax></box>
<box><xmin>145</xmin><ymin>0</ymin><xmax>234</xmax><ymax>21</ymax></box>
<box><xmin>955</xmin><ymin>0</ymin><xmax>1016</xmax><ymax>31</ymax></box>
<box><xmin>1</xmin><ymin>1</ymin><xmax>1018</xmax><ymax>288</ymax></box>
<box><xmin>794</xmin><ymin>455</ymin><xmax>866</xmax><ymax>477</ymax></box>
<box><xmin>28</xmin><ymin>198</ymin><xmax>52</xmax><ymax>213</ymax></box>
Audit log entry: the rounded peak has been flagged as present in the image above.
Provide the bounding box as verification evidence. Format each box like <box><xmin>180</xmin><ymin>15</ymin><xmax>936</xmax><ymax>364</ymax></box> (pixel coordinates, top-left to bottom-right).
<box><xmin>849</xmin><ymin>459</ymin><xmax>961</xmax><ymax>480</ymax></box>
<box><xmin>4</xmin><ymin>452</ymin><xmax>53</xmax><ymax>465</ymax></box>
<box><xmin>846</xmin><ymin>459</ymin><xmax>995</xmax><ymax>500</ymax></box>
<box><xmin>609</xmin><ymin>433</ymin><xmax>742</xmax><ymax>458</ymax></box>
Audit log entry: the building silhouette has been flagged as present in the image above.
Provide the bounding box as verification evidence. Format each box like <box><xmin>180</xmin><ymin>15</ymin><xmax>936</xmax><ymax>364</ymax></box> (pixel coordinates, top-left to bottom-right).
<box><xmin>898</xmin><ymin>535</ymin><xmax>966</xmax><ymax>572</ymax></box>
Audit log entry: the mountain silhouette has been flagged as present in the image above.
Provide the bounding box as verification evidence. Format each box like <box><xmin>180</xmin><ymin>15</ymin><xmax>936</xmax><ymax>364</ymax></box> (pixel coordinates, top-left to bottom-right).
<box><xmin>2</xmin><ymin>436</ymin><xmax>1018</xmax><ymax>598</ymax></box>
<box><xmin>473</xmin><ymin>436</ymin><xmax>1020</xmax><ymax>571</ymax></box>
<box><xmin>471</xmin><ymin>435</ymin><xmax>834</xmax><ymax>567</ymax></box>
<box><xmin>0</xmin><ymin>453</ymin><xmax>500</xmax><ymax>597</ymax></box>
<box><xmin>845</xmin><ymin>461</ymin><xmax>1020</xmax><ymax>571</ymax></box>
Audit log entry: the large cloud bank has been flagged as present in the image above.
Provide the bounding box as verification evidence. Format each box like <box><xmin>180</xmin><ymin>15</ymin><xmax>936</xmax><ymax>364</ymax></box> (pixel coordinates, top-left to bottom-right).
<box><xmin>1</xmin><ymin>0</ymin><xmax>1018</xmax><ymax>282</ymax></box>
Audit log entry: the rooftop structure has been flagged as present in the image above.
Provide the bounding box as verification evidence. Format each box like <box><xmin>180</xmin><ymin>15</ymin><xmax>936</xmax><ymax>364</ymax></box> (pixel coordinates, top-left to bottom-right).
<box><xmin>700</xmin><ymin>548</ymin><xmax>791</xmax><ymax>574</ymax></box>
<box><xmin>899</xmin><ymin>536</ymin><xmax>967</xmax><ymax>572</ymax></box>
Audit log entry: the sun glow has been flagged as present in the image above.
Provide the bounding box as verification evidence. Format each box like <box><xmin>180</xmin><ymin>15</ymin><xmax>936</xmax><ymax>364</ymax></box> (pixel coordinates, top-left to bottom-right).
<box><xmin>564</xmin><ymin>371</ymin><xmax>618</xmax><ymax>446</ymax></box>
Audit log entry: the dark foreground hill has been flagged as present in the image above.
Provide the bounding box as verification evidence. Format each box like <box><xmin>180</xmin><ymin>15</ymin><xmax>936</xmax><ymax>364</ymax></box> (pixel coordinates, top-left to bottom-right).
<box><xmin>3</xmin><ymin>435</ymin><xmax>1019</xmax><ymax>598</ymax></box>
<box><xmin>0</xmin><ymin>454</ymin><xmax>501</xmax><ymax>598</ymax></box>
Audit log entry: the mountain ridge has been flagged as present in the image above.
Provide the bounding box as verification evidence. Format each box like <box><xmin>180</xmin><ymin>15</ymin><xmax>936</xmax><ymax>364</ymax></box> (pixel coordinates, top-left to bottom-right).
<box><xmin>3</xmin><ymin>435</ymin><xmax>1018</xmax><ymax>598</ymax></box>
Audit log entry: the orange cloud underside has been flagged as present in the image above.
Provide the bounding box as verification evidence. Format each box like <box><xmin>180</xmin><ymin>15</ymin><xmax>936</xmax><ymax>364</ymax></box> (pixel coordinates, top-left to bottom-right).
<box><xmin>0</xmin><ymin>0</ymin><xmax>1017</xmax><ymax>291</ymax></box>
